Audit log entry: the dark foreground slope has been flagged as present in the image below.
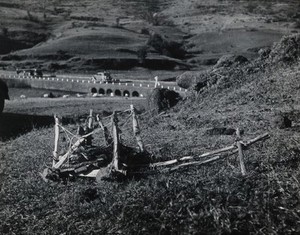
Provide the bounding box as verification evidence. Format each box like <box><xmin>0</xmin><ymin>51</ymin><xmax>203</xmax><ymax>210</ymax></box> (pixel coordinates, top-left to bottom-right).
<box><xmin>1</xmin><ymin>34</ymin><xmax>300</xmax><ymax>234</ymax></box>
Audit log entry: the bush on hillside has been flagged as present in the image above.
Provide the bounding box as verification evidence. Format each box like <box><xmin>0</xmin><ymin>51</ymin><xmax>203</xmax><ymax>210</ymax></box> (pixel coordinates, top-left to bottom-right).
<box><xmin>176</xmin><ymin>71</ymin><xmax>208</xmax><ymax>90</ymax></box>
<box><xmin>268</xmin><ymin>33</ymin><xmax>300</xmax><ymax>64</ymax></box>
<box><xmin>47</xmin><ymin>63</ymin><xmax>68</xmax><ymax>71</ymax></box>
<box><xmin>147</xmin><ymin>88</ymin><xmax>181</xmax><ymax>114</ymax></box>
<box><xmin>147</xmin><ymin>32</ymin><xmax>186</xmax><ymax>59</ymax></box>
<box><xmin>214</xmin><ymin>54</ymin><xmax>248</xmax><ymax>68</ymax></box>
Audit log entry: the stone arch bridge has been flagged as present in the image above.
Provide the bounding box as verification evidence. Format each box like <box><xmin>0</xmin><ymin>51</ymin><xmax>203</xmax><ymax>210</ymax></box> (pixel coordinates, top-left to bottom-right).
<box><xmin>0</xmin><ymin>72</ymin><xmax>187</xmax><ymax>98</ymax></box>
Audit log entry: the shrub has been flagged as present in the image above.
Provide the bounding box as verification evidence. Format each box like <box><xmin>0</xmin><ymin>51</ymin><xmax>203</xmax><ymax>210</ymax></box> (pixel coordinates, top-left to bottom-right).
<box><xmin>147</xmin><ymin>88</ymin><xmax>182</xmax><ymax>114</ymax></box>
<box><xmin>147</xmin><ymin>32</ymin><xmax>186</xmax><ymax>59</ymax></box>
<box><xmin>267</xmin><ymin>33</ymin><xmax>300</xmax><ymax>64</ymax></box>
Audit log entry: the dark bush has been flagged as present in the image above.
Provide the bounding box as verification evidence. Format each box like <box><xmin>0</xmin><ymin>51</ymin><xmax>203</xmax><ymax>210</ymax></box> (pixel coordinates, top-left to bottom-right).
<box><xmin>147</xmin><ymin>32</ymin><xmax>186</xmax><ymax>59</ymax></box>
<box><xmin>176</xmin><ymin>71</ymin><xmax>208</xmax><ymax>90</ymax></box>
<box><xmin>147</xmin><ymin>88</ymin><xmax>181</xmax><ymax>114</ymax></box>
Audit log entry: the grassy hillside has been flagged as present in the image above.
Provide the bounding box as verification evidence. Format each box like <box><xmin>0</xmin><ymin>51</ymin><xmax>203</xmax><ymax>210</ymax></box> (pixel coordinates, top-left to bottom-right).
<box><xmin>1</xmin><ymin>33</ymin><xmax>300</xmax><ymax>234</ymax></box>
<box><xmin>1</xmin><ymin>1</ymin><xmax>300</xmax><ymax>234</ymax></box>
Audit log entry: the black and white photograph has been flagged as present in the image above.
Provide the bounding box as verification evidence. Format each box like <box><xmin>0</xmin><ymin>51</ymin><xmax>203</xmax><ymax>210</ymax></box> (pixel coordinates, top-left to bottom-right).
<box><xmin>0</xmin><ymin>0</ymin><xmax>300</xmax><ymax>234</ymax></box>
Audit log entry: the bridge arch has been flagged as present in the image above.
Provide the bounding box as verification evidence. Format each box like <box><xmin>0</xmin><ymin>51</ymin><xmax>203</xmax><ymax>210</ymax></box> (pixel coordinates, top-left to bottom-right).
<box><xmin>106</xmin><ymin>89</ymin><xmax>113</xmax><ymax>96</ymax></box>
<box><xmin>123</xmin><ymin>90</ymin><xmax>130</xmax><ymax>97</ymax></box>
<box><xmin>115</xmin><ymin>89</ymin><xmax>121</xmax><ymax>96</ymax></box>
<box><xmin>91</xmin><ymin>87</ymin><xmax>97</xmax><ymax>94</ymax></box>
<box><xmin>132</xmin><ymin>91</ymin><xmax>139</xmax><ymax>97</ymax></box>
<box><xmin>99</xmin><ymin>88</ymin><xmax>105</xmax><ymax>95</ymax></box>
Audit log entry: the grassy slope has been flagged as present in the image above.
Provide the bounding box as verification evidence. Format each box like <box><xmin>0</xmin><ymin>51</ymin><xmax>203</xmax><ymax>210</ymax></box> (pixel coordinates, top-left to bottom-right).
<box><xmin>1</xmin><ymin>108</ymin><xmax>300</xmax><ymax>234</ymax></box>
<box><xmin>4</xmin><ymin>96</ymin><xmax>146</xmax><ymax>116</ymax></box>
<box><xmin>1</xmin><ymin>45</ymin><xmax>300</xmax><ymax>233</ymax></box>
<box><xmin>2</xmin><ymin>1</ymin><xmax>300</xmax><ymax>234</ymax></box>
<box><xmin>16</xmin><ymin>27</ymin><xmax>148</xmax><ymax>57</ymax></box>
<box><xmin>0</xmin><ymin>96</ymin><xmax>147</xmax><ymax>140</ymax></box>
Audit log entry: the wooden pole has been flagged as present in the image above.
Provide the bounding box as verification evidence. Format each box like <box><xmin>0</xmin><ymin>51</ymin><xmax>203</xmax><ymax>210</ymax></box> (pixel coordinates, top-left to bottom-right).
<box><xmin>151</xmin><ymin>133</ymin><xmax>269</xmax><ymax>168</ymax></box>
<box><xmin>236</xmin><ymin>128</ymin><xmax>246</xmax><ymax>176</ymax></box>
<box><xmin>152</xmin><ymin>144</ymin><xmax>236</xmax><ymax>167</ymax></box>
<box><xmin>96</xmin><ymin>114</ymin><xmax>105</xmax><ymax>130</ymax></box>
<box><xmin>88</xmin><ymin>109</ymin><xmax>93</xmax><ymax>129</ymax></box>
<box><xmin>53</xmin><ymin>115</ymin><xmax>59</xmax><ymax>167</ymax></box>
<box><xmin>131</xmin><ymin>105</ymin><xmax>144</xmax><ymax>152</ymax></box>
<box><xmin>111</xmin><ymin>111</ymin><xmax>125</xmax><ymax>174</ymax></box>
<box><xmin>243</xmin><ymin>133</ymin><xmax>269</xmax><ymax>147</ymax></box>
<box><xmin>170</xmin><ymin>155</ymin><xmax>222</xmax><ymax>171</ymax></box>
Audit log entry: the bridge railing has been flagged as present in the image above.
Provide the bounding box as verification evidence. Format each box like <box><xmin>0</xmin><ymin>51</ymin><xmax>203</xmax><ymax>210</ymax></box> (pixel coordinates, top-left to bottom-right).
<box><xmin>1</xmin><ymin>73</ymin><xmax>188</xmax><ymax>93</ymax></box>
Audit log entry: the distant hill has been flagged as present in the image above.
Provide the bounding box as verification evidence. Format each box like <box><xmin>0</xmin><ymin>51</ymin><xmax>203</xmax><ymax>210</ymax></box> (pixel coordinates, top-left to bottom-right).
<box><xmin>0</xmin><ymin>0</ymin><xmax>299</xmax><ymax>76</ymax></box>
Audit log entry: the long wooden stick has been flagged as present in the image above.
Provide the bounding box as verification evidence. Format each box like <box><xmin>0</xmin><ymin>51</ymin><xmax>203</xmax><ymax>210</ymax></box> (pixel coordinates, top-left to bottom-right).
<box><xmin>151</xmin><ymin>133</ymin><xmax>269</xmax><ymax>168</ymax></box>
<box><xmin>110</xmin><ymin>112</ymin><xmax>126</xmax><ymax>175</ymax></box>
<box><xmin>53</xmin><ymin>137</ymin><xmax>85</xmax><ymax>169</ymax></box>
<box><xmin>131</xmin><ymin>105</ymin><xmax>145</xmax><ymax>152</ymax></box>
<box><xmin>170</xmin><ymin>155</ymin><xmax>222</xmax><ymax>171</ymax></box>
<box><xmin>152</xmin><ymin>145</ymin><xmax>236</xmax><ymax>167</ymax></box>
<box><xmin>53</xmin><ymin>115</ymin><xmax>60</xmax><ymax>167</ymax></box>
<box><xmin>236</xmin><ymin>128</ymin><xmax>246</xmax><ymax>176</ymax></box>
<box><xmin>243</xmin><ymin>133</ymin><xmax>269</xmax><ymax>147</ymax></box>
